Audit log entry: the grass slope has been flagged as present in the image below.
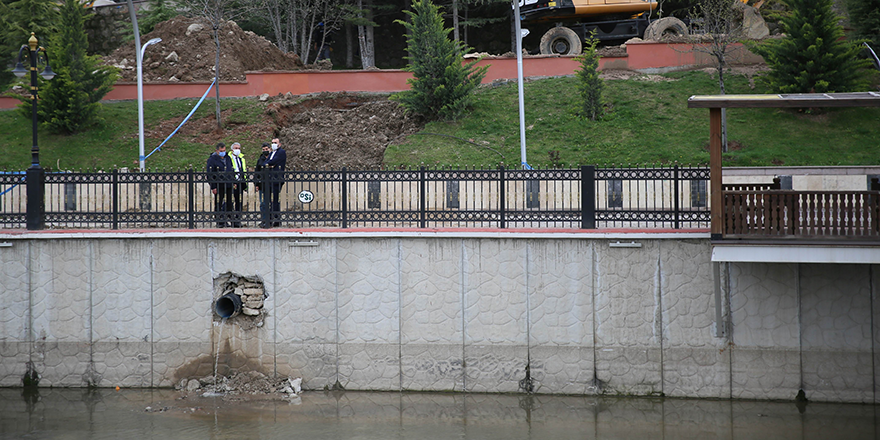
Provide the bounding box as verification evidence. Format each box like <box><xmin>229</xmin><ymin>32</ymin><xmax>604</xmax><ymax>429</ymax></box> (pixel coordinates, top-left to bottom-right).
<box><xmin>0</xmin><ymin>69</ymin><xmax>877</xmax><ymax>171</ymax></box>
<box><xmin>0</xmin><ymin>97</ymin><xmax>267</xmax><ymax>171</ymax></box>
<box><xmin>386</xmin><ymin>70</ymin><xmax>880</xmax><ymax>168</ymax></box>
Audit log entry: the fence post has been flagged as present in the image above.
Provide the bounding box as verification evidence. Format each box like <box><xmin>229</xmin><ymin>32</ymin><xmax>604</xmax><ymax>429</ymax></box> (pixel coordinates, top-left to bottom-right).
<box><xmin>111</xmin><ymin>169</ymin><xmax>119</xmax><ymax>230</ymax></box>
<box><xmin>673</xmin><ymin>165</ymin><xmax>680</xmax><ymax>229</ymax></box>
<box><xmin>498</xmin><ymin>165</ymin><xmax>506</xmax><ymax>229</ymax></box>
<box><xmin>260</xmin><ymin>167</ymin><xmax>270</xmax><ymax>228</ymax></box>
<box><xmin>581</xmin><ymin>165</ymin><xmax>595</xmax><ymax>229</ymax></box>
<box><xmin>187</xmin><ymin>168</ymin><xmax>195</xmax><ymax>229</ymax></box>
<box><xmin>419</xmin><ymin>167</ymin><xmax>426</xmax><ymax>228</ymax></box>
<box><xmin>25</xmin><ymin>167</ymin><xmax>45</xmax><ymax>230</ymax></box>
<box><xmin>341</xmin><ymin>167</ymin><xmax>348</xmax><ymax>229</ymax></box>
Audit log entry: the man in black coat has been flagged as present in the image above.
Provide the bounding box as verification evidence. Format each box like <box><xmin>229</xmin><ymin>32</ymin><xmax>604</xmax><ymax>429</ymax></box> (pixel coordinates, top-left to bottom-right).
<box><xmin>206</xmin><ymin>142</ymin><xmax>234</xmax><ymax>228</ymax></box>
<box><xmin>265</xmin><ymin>137</ymin><xmax>287</xmax><ymax>227</ymax></box>
<box><xmin>254</xmin><ymin>142</ymin><xmax>271</xmax><ymax>217</ymax></box>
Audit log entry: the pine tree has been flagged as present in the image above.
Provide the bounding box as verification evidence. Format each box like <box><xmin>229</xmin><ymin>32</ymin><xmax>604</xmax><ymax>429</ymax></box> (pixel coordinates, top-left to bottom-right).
<box><xmin>575</xmin><ymin>32</ymin><xmax>603</xmax><ymax>121</ymax></box>
<box><xmin>846</xmin><ymin>0</ymin><xmax>880</xmax><ymax>48</ymax></box>
<box><xmin>750</xmin><ymin>0</ymin><xmax>872</xmax><ymax>93</ymax></box>
<box><xmin>138</xmin><ymin>0</ymin><xmax>181</xmax><ymax>36</ymax></box>
<box><xmin>33</xmin><ymin>0</ymin><xmax>117</xmax><ymax>134</ymax></box>
<box><xmin>392</xmin><ymin>0</ymin><xmax>488</xmax><ymax>121</ymax></box>
<box><xmin>0</xmin><ymin>0</ymin><xmax>59</xmax><ymax>91</ymax></box>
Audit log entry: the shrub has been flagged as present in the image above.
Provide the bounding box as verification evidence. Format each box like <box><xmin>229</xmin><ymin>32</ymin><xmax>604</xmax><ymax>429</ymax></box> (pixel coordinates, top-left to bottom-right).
<box><xmin>391</xmin><ymin>0</ymin><xmax>488</xmax><ymax>121</ymax></box>
<box><xmin>575</xmin><ymin>32</ymin><xmax>603</xmax><ymax>121</ymax></box>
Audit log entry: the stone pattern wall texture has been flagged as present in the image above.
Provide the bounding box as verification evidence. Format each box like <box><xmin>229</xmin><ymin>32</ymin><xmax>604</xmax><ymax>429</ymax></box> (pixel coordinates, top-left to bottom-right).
<box><xmin>0</xmin><ymin>235</ymin><xmax>877</xmax><ymax>403</ymax></box>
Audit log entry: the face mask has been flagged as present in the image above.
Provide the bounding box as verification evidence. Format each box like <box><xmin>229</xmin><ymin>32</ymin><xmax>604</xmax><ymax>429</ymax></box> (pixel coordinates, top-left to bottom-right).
<box><xmin>232</xmin><ymin>149</ymin><xmax>240</xmax><ymax>156</ymax></box>
<box><xmin>218</xmin><ymin>151</ymin><xmax>226</xmax><ymax>157</ymax></box>
<box><xmin>271</xmin><ymin>143</ymin><xmax>278</xmax><ymax>151</ymax></box>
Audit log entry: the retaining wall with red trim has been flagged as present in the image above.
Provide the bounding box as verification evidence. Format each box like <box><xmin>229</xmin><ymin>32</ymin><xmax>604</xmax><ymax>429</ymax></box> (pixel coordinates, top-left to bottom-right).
<box><xmin>0</xmin><ymin>42</ymin><xmax>763</xmax><ymax>109</ymax></box>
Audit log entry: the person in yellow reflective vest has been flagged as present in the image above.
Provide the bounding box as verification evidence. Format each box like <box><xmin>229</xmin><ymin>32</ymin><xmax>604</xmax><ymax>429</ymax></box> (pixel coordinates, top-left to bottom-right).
<box><xmin>229</xmin><ymin>142</ymin><xmax>248</xmax><ymax>228</ymax></box>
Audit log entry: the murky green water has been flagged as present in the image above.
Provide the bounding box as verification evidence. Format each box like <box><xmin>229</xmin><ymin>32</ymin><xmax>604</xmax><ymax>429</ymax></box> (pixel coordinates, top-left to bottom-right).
<box><xmin>0</xmin><ymin>388</ymin><xmax>876</xmax><ymax>439</ymax></box>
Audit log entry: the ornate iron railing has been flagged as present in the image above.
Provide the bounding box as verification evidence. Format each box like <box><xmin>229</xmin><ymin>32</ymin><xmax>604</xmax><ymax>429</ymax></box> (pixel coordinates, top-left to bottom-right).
<box><xmin>0</xmin><ymin>166</ymin><xmax>711</xmax><ymax>230</ymax></box>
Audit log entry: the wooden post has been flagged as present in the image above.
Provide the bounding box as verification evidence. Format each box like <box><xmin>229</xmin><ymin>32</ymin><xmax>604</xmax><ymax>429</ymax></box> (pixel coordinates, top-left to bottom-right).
<box><xmin>710</xmin><ymin>107</ymin><xmax>723</xmax><ymax>240</ymax></box>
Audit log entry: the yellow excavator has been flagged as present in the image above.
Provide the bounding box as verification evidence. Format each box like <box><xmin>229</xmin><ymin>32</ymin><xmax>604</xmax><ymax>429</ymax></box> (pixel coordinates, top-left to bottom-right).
<box><xmin>519</xmin><ymin>0</ymin><xmax>686</xmax><ymax>55</ymax></box>
<box><xmin>521</xmin><ymin>0</ymin><xmax>767</xmax><ymax>55</ymax></box>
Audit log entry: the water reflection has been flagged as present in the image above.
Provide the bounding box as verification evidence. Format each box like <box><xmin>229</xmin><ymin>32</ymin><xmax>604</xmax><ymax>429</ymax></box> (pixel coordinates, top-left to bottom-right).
<box><xmin>0</xmin><ymin>388</ymin><xmax>875</xmax><ymax>439</ymax></box>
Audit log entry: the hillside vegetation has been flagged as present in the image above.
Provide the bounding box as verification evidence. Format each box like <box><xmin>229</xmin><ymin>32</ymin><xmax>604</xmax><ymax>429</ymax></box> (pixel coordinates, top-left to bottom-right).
<box><xmin>0</xmin><ymin>69</ymin><xmax>878</xmax><ymax>171</ymax></box>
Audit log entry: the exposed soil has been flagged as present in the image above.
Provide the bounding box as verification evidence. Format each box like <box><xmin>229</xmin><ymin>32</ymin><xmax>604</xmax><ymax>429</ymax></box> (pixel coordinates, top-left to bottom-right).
<box><xmin>140</xmin><ymin>93</ymin><xmax>421</xmax><ymax>170</ymax></box>
<box><xmin>105</xmin><ymin>16</ymin><xmax>305</xmax><ymax>83</ymax></box>
<box><xmin>269</xmin><ymin>93</ymin><xmax>423</xmax><ymax>169</ymax></box>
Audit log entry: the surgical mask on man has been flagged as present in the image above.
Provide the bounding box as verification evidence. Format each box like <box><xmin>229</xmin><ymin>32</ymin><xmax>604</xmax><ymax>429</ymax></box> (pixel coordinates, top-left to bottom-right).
<box><xmin>232</xmin><ymin>149</ymin><xmax>240</xmax><ymax>157</ymax></box>
<box><xmin>218</xmin><ymin>151</ymin><xmax>226</xmax><ymax>157</ymax></box>
<box><xmin>271</xmin><ymin>143</ymin><xmax>278</xmax><ymax>151</ymax></box>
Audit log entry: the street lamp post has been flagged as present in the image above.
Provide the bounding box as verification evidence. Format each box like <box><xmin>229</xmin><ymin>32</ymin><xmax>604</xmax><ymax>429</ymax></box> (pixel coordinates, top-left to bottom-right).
<box><xmin>138</xmin><ymin>37</ymin><xmax>162</xmax><ymax>172</ymax></box>
<box><xmin>12</xmin><ymin>33</ymin><xmax>55</xmax><ymax>230</ymax></box>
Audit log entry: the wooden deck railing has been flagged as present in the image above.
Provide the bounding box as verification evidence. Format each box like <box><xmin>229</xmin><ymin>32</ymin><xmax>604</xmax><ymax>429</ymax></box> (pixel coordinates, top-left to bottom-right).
<box><xmin>723</xmin><ymin>190</ymin><xmax>880</xmax><ymax>239</ymax></box>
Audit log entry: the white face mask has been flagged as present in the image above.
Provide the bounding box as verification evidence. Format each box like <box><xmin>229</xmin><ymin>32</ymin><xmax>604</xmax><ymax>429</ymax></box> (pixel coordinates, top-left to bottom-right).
<box><xmin>232</xmin><ymin>149</ymin><xmax>240</xmax><ymax>156</ymax></box>
<box><xmin>271</xmin><ymin>143</ymin><xmax>278</xmax><ymax>151</ymax></box>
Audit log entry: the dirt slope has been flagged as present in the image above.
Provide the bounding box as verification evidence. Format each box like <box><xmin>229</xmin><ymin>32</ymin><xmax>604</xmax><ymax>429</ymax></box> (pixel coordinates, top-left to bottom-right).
<box><xmin>105</xmin><ymin>16</ymin><xmax>303</xmax><ymax>82</ymax></box>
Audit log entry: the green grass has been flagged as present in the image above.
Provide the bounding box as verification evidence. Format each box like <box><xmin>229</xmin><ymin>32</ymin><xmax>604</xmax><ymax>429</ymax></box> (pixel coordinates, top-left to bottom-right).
<box><xmin>385</xmin><ymin>70</ymin><xmax>880</xmax><ymax>168</ymax></box>
<box><xmin>1</xmin><ymin>69</ymin><xmax>878</xmax><ymax>171</ymax></box>
<box><xmin>0</xmin><ymin>97</ymin><xmax>268</xmax><ymax>171</ymax></box>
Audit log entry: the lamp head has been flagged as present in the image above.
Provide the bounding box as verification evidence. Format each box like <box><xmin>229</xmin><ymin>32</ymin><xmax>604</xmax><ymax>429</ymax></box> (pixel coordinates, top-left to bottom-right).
<box><xmin>12</xmin><ymin>61</ymin><xmax>27</xmax><ymax>78</ymax></box>
<box><xmin>40</xmin><ymin>64</ymin><xmax>55</xmax><ymax>81</ymax></box>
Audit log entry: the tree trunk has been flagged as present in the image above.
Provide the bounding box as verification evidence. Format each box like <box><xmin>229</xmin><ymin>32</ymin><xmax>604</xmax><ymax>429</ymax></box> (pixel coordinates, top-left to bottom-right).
<box><xmin>345</xmin><ymin>23</ymin><xmax>354</xmax><ymax>68</ymax></box>
<box><xmin>266</xmin><ymin>0</ymin><xmax>287</xmax><ymax>53</ymax></box>
<box><xmin>357</xmin><ymin>0</ymin><xmax>375</xmax><ymax>69</ymax></box>
<box><xmin>358</xmin><ymin>25</ymin><xmax>375</xmax><ymax>68</ymax></box>
<box><xmin>213</xmin><ymin>26</ymin><xmax>222</xmax><ymax>129</ymax></box>
<box><xmin>718</xmin><ymin>56</ymin><xmax>727</xmax><ymax>153</ymax></box>
<box><xmin>510</xmin><ymin>8</ymin><xmax>516</xmax><ymax>53</ymax></box>
<box><xmin>463</xmin><ymin>5</ymin><xmax>468</xmax><ymax>46</ymax></box>
<box><xmin>452</xmin><ymin>0</ymin><xmax>459</xmax><ymax>42</ymax></box>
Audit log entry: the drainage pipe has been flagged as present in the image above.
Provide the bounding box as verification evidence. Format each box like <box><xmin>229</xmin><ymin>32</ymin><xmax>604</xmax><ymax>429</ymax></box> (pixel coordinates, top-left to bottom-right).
<box><xmin>214</xmin><ymin>293</ymin><xmax>242</xmax><ymax>318</ymax></box>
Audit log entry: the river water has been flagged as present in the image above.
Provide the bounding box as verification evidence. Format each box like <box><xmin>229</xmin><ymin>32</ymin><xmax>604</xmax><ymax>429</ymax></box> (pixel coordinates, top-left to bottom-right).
<box><xmin>0</xmin><ymin>388</ymin><xmax>875</xmax><ymax>439</ymax></box>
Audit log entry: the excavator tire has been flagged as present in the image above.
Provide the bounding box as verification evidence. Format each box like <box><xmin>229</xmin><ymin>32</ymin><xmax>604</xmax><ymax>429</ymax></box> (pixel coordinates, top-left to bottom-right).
<box><xmin>643</xmin><ymin>17</ymin><xmax>688</xmax><ymax>41</ymax></box>
<box><xmin>540</xmin><ymin>27</ymin><xmax>582</xmax><ymax>56</ymax></box>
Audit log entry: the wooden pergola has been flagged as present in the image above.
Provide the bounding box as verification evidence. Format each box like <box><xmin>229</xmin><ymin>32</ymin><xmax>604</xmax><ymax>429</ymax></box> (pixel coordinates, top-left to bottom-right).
<box><xmin>687</xmin><ymin>92</ymin><xmax>880</xmax><ymax>241</ymax></box>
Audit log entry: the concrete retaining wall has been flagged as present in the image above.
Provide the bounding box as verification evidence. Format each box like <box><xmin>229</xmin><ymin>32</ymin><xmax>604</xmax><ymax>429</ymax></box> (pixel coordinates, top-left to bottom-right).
<box><xmin>0</xmin><ymin>231</ymin><xmax>876</xmax><ymax>403</ymax></box>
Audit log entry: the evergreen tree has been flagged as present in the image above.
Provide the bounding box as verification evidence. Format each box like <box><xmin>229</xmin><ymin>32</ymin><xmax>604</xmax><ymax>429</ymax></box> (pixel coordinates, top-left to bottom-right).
<box><xmin>392</xmin><ymin>0</ymin><xmax>487</xmax><ymax>121</ymax></box>
<box><xmin>846</xmin><ymin>0</ymin><xmax>880</xmax><ymax>48</ymax></box>
<box><xmin>575</xmin><ymin>32</ymin><xmax>603</xmax><ymax>121</ymax></box>
<box><xmin>0</xmin><ymin>0</ymin><xmax>59</xmax><ymax>91</ymax></box>
<box><xmin>138</xmin><ymin>0</ymin><xmax>181</xmax><ymax>37</ymax></box>
<box><xmin>32</xmin><ymin>0</ymin><xmax>117</xmax><ymax>134</ymax></box>
<box><xmin>750</xmin><ymin>0</ymin><xmax>872</xmax><ymax>93</ymax></box>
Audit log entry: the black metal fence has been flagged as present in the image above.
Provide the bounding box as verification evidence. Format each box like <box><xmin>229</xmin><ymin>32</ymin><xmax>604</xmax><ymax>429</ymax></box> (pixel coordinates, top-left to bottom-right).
<box><xmin>0</xmin><ymin>166</ymin><xmax>710</xmax><ymax>230</ymax></box>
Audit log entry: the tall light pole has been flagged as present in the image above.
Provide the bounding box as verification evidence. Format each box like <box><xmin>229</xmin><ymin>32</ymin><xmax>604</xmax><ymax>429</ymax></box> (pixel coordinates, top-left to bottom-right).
<box><xmin>513</xmin><ymin>1</ymin><xmax>530</xmax><ymax>169</ymax></box>
<box><xmin>12</xmin><ymin>33</ymin><xmax>55</xmax><ymax>230</ymax></box>
<box><xmin>138</xmin><ymin>37</ymin><xmax>162</xmax><ymax>171</ymax></box>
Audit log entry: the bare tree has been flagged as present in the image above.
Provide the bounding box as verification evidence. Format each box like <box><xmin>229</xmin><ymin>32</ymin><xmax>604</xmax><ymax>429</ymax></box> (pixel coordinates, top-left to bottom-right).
<box><xmin>689</xmin><ymin>0</ymin><xmax>744</xmax><ymax>152</ymax></box>
<box><xmin>354</xmin><ymin>0</ymin><xmax>376</xmax><ymax>68</ymax></box>
<box><xmin>180</xmin><ymin>0</ymin><xmax>246</xmax><ymax>129</ymax></box>
<box><xmin>344</xmin><ymin>0</ymin><xmax>399</xmax><ymax>69</ymax></box>
<box><xmin>444</xmin><ymin>0</ymin><xmax>507</xmax><ymax>45</ymax></box>
<box><xmin>258</xmin><ymin>0</ymin><xmax>294</xmax><ymax>53</ymax></box>
<box><xmin>256</xmin><ymin>0</ymin><xmax>351</xmax><ymax>64</ymax></box>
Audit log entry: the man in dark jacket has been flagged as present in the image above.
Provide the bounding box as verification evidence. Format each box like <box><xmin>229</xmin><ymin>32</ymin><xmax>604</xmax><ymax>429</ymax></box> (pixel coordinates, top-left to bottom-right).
<box><xmin>264</xmin><ymin>137</ymin><xmax>287</xmax><ymax>227</ymax></box>
<box><xmin>254</xmin><ymin>142</ymin><xmax>271</xmax><ymax>224</ymax></box>
<box><xmin>206</xmin><ymin>142</ymin><xmax>234</xmax><ymax>228</ymax></box>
